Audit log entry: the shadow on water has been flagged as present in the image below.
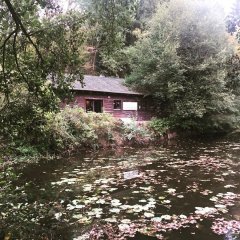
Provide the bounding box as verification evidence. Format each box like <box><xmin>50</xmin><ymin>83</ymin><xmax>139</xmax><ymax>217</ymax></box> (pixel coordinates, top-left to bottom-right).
<box><xmin>0</xmin><ymin>138</ymin><xmax>240</xmax><ymax>239</ymax></box>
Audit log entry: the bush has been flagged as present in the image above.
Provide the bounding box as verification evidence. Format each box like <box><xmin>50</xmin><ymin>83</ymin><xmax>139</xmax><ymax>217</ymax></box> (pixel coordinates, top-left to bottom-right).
<box><xmin>43</xmin><ymin>106</ymin><xmax>117</xmax><ymax>152</ymax></box>
<box><xmin>15</xmin><ymin>145</ymin><xmax>39</xmax><ymax>156</ymax></box>
<box><xmin>148</xmin><ymin>118</ymin><xmax>171</xmax><ymax>136</ymax></box>
<box><xmin>123</xmin><ymin>120</ymin><xmax>153</xmax><ymax>144</ymax></box>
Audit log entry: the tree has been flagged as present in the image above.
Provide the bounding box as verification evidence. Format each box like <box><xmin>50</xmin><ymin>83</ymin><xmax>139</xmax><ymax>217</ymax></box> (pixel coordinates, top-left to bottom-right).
<box><xmin>0</xmin><ymin>0</ymin><xmax>86</xmax><ymax>146</ymax></box>
<box><xmin>136</xmin><ymin>0</ymin><xmax>169</xmax><ymax>21</ymax></box>
<box><xmin>226</xmin><ymin>0</ymin><xmax>240</xmax><ymax>35</ymax></box>
<box><xmin>126</xmin><ymin>0</ymin><xmax>239</xmax><ymax>133</ymax></box>
<box><xmin>76</xmin><ymin>0</ymin><xmax>139</xmax><ymax>76</ymax></box>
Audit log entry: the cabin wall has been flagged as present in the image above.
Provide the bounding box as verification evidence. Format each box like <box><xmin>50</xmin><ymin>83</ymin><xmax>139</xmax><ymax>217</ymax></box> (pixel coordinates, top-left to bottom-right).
<box><xmin>69</xmin><ymin>91</ymin><xmax>153</xmax><ymax>121</ymax></box>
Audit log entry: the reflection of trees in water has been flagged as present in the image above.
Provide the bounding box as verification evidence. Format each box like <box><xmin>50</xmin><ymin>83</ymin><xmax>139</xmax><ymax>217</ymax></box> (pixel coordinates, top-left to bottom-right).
<box><xmin>1</xmin><ymin>140</ymin><xmax>240</xmax><ymax>239</ymax></box>
<box><xmin>225</xmin><ymin>229</ymin><xmax>236</xmax><ymax>240</ymax></box>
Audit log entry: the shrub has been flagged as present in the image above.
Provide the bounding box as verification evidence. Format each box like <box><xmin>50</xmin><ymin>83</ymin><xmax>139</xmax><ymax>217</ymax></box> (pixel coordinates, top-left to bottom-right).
<box><xmin>43</xmin><ymin>106</ymin><xmax>117</xmax><ymax>152</ymax></box>
<box><xmin>15</xmin><ymin>145</ymin><xmax>39</xmax><ymax>156</ymax></box>
<box><xmin>123</xmin><ymin>120</ymin><xmax>153</xmax><ymax>144</ymax></box>
<box><xmin>148</xmin><ymin>118</ymin><xmax>171</xmax><ymax>136</ymax></box>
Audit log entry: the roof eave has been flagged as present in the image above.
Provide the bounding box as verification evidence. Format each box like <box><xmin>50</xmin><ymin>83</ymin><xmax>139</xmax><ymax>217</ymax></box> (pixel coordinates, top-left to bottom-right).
<box><xmin>71</xmin><ymin>88</ymin><xmax>143</xmax><ymax>96</ymax></box>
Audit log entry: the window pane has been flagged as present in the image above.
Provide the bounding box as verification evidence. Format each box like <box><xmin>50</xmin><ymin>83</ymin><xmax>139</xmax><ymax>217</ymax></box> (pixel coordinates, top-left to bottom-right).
<box><xmin>113</xmin><ymin>100</ymin><xmax>121</xmax><ymax>110</ymax></box>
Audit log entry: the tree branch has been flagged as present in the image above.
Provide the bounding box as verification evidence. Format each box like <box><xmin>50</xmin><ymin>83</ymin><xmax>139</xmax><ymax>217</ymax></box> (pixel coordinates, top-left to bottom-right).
<box><xmin>1</xmin><ymin>29</ymin><xmax>17</xmax><ymax>104</ymax></box>
<box><xmin>3</xmin><ymin>0</ymin><xmax>44</xmax><ymax>64</ymax></box>
<box><xmin>12</xmin><ymin>28</ymin><xmax>33</xmax><ymax>92</ymax></box>
<box><xmin>0</xmin><ymin>29</ymin><xmax>16</xmax><ymax>50</ymax></box>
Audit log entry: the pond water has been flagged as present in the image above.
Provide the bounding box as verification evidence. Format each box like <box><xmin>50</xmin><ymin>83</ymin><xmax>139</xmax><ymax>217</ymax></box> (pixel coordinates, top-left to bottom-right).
<box><xmin>1</xmin><ymin>138</ymin><xmax>240</xmax><ymax>240</ymax></box>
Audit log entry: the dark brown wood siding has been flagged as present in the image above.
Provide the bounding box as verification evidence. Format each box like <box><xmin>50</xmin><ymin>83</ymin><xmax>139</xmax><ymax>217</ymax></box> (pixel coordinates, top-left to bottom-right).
<box><xmin>68</xmin><ymin>91</ymin><xmax>153</xmax><ymax>121</ymax></box>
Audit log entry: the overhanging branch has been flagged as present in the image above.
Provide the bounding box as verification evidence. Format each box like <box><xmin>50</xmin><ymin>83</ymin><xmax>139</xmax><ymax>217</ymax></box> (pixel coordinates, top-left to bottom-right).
<box><xmin>0</xmin><ymin>29</ymin><xmax>16</xmax><ymax>50</ymax></box>
<box><xmin>3</xmin><ymin>0</ymin><xmax>44</xmax><ymax>64</ymax></box>
<box><xmin>1</xmin><ymin>29</ymin><xmax>17</xmax><ymax>104</ymax></box>
<box><xmin>12</xmin><ymin>28</ymin><xmax>32</xmax><ymax>92</ymax></box>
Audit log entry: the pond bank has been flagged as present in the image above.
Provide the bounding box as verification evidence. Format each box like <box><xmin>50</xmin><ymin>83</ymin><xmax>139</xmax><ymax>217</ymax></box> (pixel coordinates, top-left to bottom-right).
<box><xmin>1</xmin><ymin>107</ymin><xmax>179</xmax><ymax>167</ymax></box>
<box><xmin>0</xmin><ymin>115</ymin><xmax>177</xmax><ymax>169</ymax></box>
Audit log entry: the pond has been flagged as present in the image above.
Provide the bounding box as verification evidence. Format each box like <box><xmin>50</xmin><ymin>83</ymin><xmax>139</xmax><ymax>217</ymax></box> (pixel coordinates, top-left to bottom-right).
<box><xmin>0</xmin><ymin>138</ymin><xmax>240</xmax><ymax>240</ymax></box>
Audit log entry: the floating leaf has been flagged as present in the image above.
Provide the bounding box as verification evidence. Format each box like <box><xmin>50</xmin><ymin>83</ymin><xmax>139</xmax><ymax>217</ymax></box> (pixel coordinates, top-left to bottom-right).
<box><xmin>104</xmin><ymin>217</ymin><xmax>117</xmax><ymax>223</ymax></box>
<box><xmin>121</xmin><ymin>219</ymin><xmax>131</xmax><ymax>224</ymax></box>
<box><xmin>144</xmin><ymin>212</ymin><xmax>154</xmax><ymax>218</ymax></box>
<box><xmin>118</xmin><ymin>223</ymin><xmax>130</xmax><ymax>232</ymax></box>
<box><xmin>54</xmin><ymin>212</ymin><xmax>62</xmax><ymax>220</ymax></box>
<box><xmin>111</xmin><ymin>199</ymin><xmax>122</xmax><ymax>207</ymax></box>
<box><xmin>109</xmin><ymin>208</ymin><xmax>121</xmax><ymax>213</ymax></box>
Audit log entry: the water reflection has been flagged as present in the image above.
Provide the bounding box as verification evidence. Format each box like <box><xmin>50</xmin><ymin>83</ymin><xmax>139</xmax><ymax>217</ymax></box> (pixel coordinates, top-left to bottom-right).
<box><xmin>0</xmin><ymin>139</ymin><xmax>240</xmax><ymax>239</ymax></box>
<box><xmin>123</xmin><ymin>170</ymin><xmax>139</xmax><ymax>180</ymax></box>
<box><xmin>224</xmin><ymin>229</ymin><xmax>237</xmax><ymax>240</ymax></box>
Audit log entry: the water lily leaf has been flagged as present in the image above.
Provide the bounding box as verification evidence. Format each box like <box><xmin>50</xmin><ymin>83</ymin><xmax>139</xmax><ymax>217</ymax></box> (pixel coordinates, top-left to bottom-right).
<box><xmin>83</xmin><ymin>186</ymin><xmax>92</xmax><ymax>192</ymax></box>
<box><xmin>215</xmin><ymin>204</ymin><xmax>226</xmax><ymax>208</ymax></box>
<box><xmin>111</xmin><ymin>199</ymin><xmax>122</xmax><ymax>207</ymax></box>
<box><xmin>109</xmin><ymin>208</ymin><xmax>121</xmax><ymax>213</ymax></box>
<box><xmin>72</xmin><ymin>214</ymin><xmax>83</xmax><ymax>219</ymax></box>
<box><xmin>121</xmin><ymin>219</ymin><xmax>131</xmax><ymax>224</ymax></box>
<box><xmin>104</xmin><ymin>217</ymin><xmax>117</xmax><ymax>223</ymax></box>
<box><xmin>144</xmin><ymin>212</ymin><xmax>154</xmax><ymax>218</ymax></box>
<box><xmin>118</xmin><ymin>223</ymin><xmax>130</xmax><ymax>232</ymax></box>
<box><xmin>210</xmin><ymin>197</ymin><xmax>218</xmax><ymax>202</ymax></box>
<box><xmin>166</xmin><ymin>188</ymin><xmax>176</xmax><ymax>194</ymax></box>
<box><xmin>96</xmin><ymin>199</ymin><xmax>106</xmax><ymax>204</ymax></box>
<box><xmin>177</xmin><ymin>195</ymin><xmax>184</xmax><ymax>198</ymax></box>
<box><xmin>151</xmin><ymin>217</ymin><xmax>162</xmax><ymax>222</ymax></box>
<box><xmin>132</xmin><ymin>191</ymin><xmax>140</xmax><ymax>194</ymax></box>
<box><xmin>66</xmin><ymin>204</ymin><xmax>75</xmax><ymax>210</ymax></box>
<box><xmin>120</xmin><ymin>204</ymin><xmax>131</xmax><ymax>210</ymax></box>
<box><xmin>179</xmin><ymin>214</ymin><xmax>187</xmax><ymax>219</ymax></box>
<box><xmin>54</xmin><ymin>212</ymin><xmax>62</xmax><ymax>220</ymax></box>
<box><xmin>224</xmin><ymin>184</ymin><xmax>236</xmax><ymax>189</ymax></box>
<box><xmin>195</xmin><ymin>207</ymin><xmax>217</xmax><ymax>215</ymax></box>
<box><xmin>162</xmin><ymin>200</ymin><xmax>171</xmax><ymax>204</ymax></box>
<box><xmin>72</xmin><ymin>200</ymin><xmax>80</xmax><ymax>205</ymax></box>
<box><xmin>161</xmin><ymin>215</ymin><xmax>172</xmax><ymax>220</ymax></box>
<box><xmin>75</xmin><ymin>204</ymin><xmax>85</xmax><ymax>209</ymax></box>
<box><xmin>77</xmin><ymin>217</ymin><xmax>92</xmax><ymax>224</ymax></box>
<box><xmin>140</xmin><ymin>186</ymin><xmax>152</xmax><ymax>191</ymax></box>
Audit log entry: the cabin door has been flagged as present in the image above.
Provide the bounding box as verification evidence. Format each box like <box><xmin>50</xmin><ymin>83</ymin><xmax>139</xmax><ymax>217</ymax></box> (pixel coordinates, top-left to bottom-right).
<box><xmin>86</xmin><ymin>99</ymin><xmax>103</xmax><ymax>113</ymax></box>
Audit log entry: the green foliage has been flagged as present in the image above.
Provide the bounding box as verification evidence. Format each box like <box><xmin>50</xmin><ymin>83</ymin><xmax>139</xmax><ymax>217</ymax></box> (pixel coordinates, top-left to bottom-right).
<box><xmin>126</xmin><ymin>0</ymin><xmax>239</xmax><ymax>134</ymax></box>
<box><xmin>43</xmin><ymin>107</ymin><xmax>162</xmax><ymax>150</ymax></box>
<box><xmin>148</xmin><ymin>118</ymin><xmax>171</xmax><ymax>136</ymax></box>
<box><xmin>75</xmin><ymin>0</ymin><xmax>170</xmax><ymax>76</ymax></box>
<box><xmin>43</xmin><ymin>106</ymin><xmax>117</xmax><ymax>151</ymax></box>
<box><xmin>136</xmin><ymin>0</ymin><xmax>169</xmax><ymax>21</ymax></box>
<box><xmin>78</xmin><ymin>0</ymin><xmax>139</xmax><ymax>76</ymax></box>
<box><xmin>15</xmin><ymin>145</ymin><xmax>39</xmax><ymax>156</ymax></box>
<box><xmin>0</xmin><ymin>1</ymin><xmax>86</xmax><ymax>144</ymax></box>
<box><xmin>123</xmin><ymin>120</ymin><xmax>152</xmax><ymax>144</ymax></box>
<box><xmin>225</xmin><ymin>54</ymin><xmax>240</xmax><ymax>95</ymax></box>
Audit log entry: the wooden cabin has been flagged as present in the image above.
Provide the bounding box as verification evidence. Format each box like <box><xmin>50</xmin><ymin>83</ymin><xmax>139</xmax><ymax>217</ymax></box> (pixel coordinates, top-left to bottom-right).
<box><xmin>70</xmin><ymin>75</ymin><xmax>153</xmax><ymax>121</ymax></box>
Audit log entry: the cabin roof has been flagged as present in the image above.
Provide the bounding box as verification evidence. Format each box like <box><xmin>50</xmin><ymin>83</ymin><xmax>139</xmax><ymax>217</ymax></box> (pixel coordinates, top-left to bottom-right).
<box><xmin>71</xmin><ymin>75</ymin><xmax>142</xmax><ymax>95</ymax></box>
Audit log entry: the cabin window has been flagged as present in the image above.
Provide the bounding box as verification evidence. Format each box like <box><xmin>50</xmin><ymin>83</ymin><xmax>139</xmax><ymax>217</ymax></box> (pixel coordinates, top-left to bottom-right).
<box><xmin>113</xmin><ymin>100</ymin><xmax>121</xmax><ymax>110</ymax></box>
<box><xmin>86</xmin><ymin>99</ymin><xmax>103</xmax><ymax>113</ymax></box>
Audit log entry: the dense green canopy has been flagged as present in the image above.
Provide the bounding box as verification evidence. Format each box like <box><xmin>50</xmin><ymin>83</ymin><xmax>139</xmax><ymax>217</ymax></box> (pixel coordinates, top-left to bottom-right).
<box><xmin>126</xmin><ymin>0</ymin><xmax>240</xmax><ymax>133</ymax></box>
<box><xmin>0</xmin><ymin>0</ymin><xmax>85</xmax><ymax>144</ymax></box>
<box><xmin>1</xmin><ymin>0</ymin><xmax>240</xmax><ymax>145</ymax></box>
